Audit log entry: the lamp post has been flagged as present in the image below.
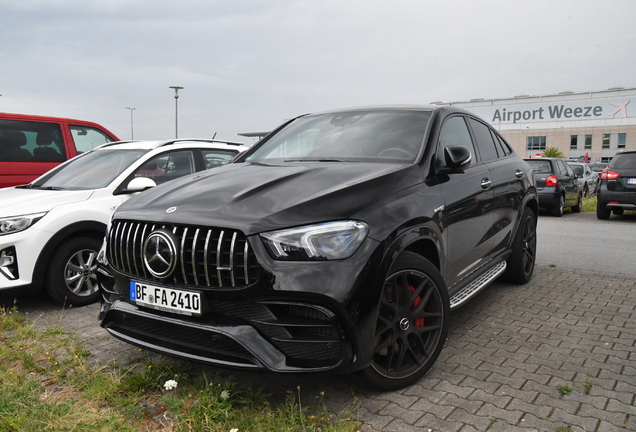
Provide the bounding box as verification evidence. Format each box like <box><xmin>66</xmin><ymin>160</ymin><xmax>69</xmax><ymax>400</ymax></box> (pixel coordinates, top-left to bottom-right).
<box><xmin>124</xmin><ymin>106</ymin><xmax>137</xmax><ymax>140</ymax></box>
<box><xmin>169</xmin><ymin>86</ymin><xmax>184</xmax><ymax>138</ymax></box>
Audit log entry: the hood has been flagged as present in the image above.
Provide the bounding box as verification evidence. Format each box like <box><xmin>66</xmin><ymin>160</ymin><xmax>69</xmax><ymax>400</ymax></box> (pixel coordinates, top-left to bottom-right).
<box><xmin>0</xmin><ymin>187</ymin><xmax>94</xmax><ymax>217</ymax></box>
<box><xmin>115</xmin><ymin>161</ymin><xmax>423</xmax><ymax>234</ymax></box>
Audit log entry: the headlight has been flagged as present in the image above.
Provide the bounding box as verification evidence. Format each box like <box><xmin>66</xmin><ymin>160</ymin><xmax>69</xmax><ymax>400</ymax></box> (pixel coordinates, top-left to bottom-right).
<box><xmin>0</xmin><ymin>212</ymin><xmax>47</xmax><ymax>236</ymax></box>
<box><xmin>261</xmin><ymin>220</ymin><xmax>368</xmax><ymax>261</ymax></box>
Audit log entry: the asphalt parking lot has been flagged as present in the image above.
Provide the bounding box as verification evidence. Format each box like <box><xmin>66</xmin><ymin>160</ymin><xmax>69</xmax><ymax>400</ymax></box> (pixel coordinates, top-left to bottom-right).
<box><xmin>8</xmin><ymin>263</ymin><xmax>636</xmax><ymax>432</ymax></box>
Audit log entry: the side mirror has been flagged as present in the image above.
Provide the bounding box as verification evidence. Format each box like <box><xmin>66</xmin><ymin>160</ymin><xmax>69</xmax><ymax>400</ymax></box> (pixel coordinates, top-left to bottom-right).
<box><xmin>436</xmin><ymin>145</ymin><xmax>472</xmax><ymax>174</ymax></box>
<box><xmin>125</xmin><ymin>177</ymin><xmax>156</xmax><ymax>193</ymax></box>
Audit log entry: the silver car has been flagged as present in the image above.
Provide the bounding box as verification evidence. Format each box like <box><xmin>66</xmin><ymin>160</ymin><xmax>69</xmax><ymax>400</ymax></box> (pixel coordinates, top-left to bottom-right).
<box><xmin>566</xmin><ymin>161</ymin><xmax>599</xmax><ymax>197</ymax></box>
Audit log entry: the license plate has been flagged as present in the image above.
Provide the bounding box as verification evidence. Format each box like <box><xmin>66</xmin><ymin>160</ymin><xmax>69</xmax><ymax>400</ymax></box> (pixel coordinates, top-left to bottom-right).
<box><xmin>627</xmin><ymin>178</ymin><xmax>636</xmax><ymax>184</ymax></box>
<box><xmin>130</xmin><ymin>281</ymin><xmax>202</xmax><ymax>316</ymax></box>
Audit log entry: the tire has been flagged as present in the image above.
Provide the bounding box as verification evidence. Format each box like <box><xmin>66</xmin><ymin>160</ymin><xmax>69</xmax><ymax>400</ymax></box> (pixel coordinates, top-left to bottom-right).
<box><xmin>504</xmin><ymin>207</ymin><xmax>537</xmax><ymax>284</ymax></box>
<box><xmin>571</xmin><ymin>193</ymin><xmax>582</xmax><ymax>213</ymax></box>
<box><xmin>45</xmin><ymin>236</ymin><xmax>102</xmax><ymax>306</ymax></box>
<box><xmin>361</xmin><ymin>252</ymin><xmax>450</xmax><ymax>391</ymax></box>
<box><xmin>596</xmin><ymin>203</ymin><xmax>611</xmax><ymax>220</ymax></box>
<box><xmin>551</xmin><ymin>195</ymin><xmax>565</xmax><ymax>217</ymax></box>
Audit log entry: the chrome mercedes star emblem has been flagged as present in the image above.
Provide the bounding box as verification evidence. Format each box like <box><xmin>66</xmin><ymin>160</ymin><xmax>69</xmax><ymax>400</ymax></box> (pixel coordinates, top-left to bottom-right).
<box><xmin>143</xmin><ymin>231</ymin><xmax>178</xmax><ymax>278</ymax></box>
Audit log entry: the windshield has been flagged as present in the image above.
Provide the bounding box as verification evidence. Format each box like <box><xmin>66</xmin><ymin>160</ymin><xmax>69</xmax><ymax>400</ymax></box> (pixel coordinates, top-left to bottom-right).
<box><xmin>31</xmin><ymin>148</ymin><xmax>148</xmax><ymax>190</ymax></box>
<box><xmin>246</xmin><ymin>111</ymin><xmax>430</xmax><ymax>163</ymax></box>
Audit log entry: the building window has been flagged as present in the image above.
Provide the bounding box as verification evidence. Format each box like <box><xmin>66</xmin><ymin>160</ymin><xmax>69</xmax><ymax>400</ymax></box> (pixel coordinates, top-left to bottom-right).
<box><xmin>585</xmin><ymin>134</ymin><xmax>592</xmax><ymax>150</ymax></box>
<box><xmin>527</xmin><ymin>136</ymin><xmax>546</xmax><ymax>151</ymax></box>
<box><xmin>601</xmin><ymin>157</ymin><xmax>613</xmax><ymax>163</ymax></box>
<box><xmin>570</xmin><ymin>135</ymin><xmax>578</xmax><ymax>150</ymax></box>
<box><xmin>602</xmin><ymin>134</ymin><xmax>610</xmax><ymax>149</ymax></box>
<box><xmin>618</xmin><ymin>133</ymin><xmax>626</xmax><ymax>149</ymax></box>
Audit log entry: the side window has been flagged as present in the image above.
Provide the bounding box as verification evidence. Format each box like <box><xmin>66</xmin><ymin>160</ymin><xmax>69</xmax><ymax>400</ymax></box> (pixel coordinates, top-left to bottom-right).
<box><xmin>136</xmin><ymin>150</ymin><xmax>195</xmax><ymax>184</ymax></box>
<box><xmin>438</xmin><ymin>116</ymin><xmax>476</xmax><ymax>163</ymax></box>
<box><xmin>201</xmin><ymin>149</ymin><xmax>237</xmax><ymax>169</ymax></box>
<box><xmin>0</xmin><ymin>120</ymin><xmax>65</xmax><ymax>162</ymax></box>
<box><xmin>468</xmin><ymin>118</ymin><xmax>499</xmax><ymax>162</ymax></box>
<box><xmin>69</xmin><ymin>125</ymin><xmax>115</xmax><ymax>154</ymax></box>
<box><xmin>492</xmin><ymin>131</ymin><xmax>513</xmax><ymax>156</ymax></box>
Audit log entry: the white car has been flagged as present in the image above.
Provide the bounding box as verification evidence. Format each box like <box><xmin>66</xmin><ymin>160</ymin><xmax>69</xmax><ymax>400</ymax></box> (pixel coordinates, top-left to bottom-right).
<box><xmin>0</xmin><ymin>138</ymin><xmax>250</xmax><ymax>306</ymax></box>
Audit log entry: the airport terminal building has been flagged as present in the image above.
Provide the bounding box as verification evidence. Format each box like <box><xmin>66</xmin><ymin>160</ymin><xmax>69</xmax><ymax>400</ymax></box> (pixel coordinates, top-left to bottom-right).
<box><xmin>435</xmin><ymin>87</ymin><xmax>636</xmax><ymax>163</ymax></box>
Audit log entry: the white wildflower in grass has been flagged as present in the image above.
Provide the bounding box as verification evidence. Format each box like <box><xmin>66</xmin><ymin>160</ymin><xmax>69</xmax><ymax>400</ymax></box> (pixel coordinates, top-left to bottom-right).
<box><xmin>220</xmin><ymin>389</ymin><xmax>231</xmax><ymax>400</ymax></box>
<box><xmin>230</xmin><ymin>428</ymin><xmax>239</xmax><ymax>432</ymax></box>
<box><xmin>163</xmin><ymin>379</ymin><xmax>178</xmax><ymax>391</ymax></box>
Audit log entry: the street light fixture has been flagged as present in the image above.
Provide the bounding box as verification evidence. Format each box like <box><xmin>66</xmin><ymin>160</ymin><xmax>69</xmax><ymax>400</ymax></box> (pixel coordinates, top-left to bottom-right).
<box><xmin>124</xmin><ymin>106</ymin><xmax>137</xmax><ymax>140</ymax></box>
<box><xmin>169</xmin><ymin>86</ymin><xmax>184</xmax><ymax>138</ymax></box>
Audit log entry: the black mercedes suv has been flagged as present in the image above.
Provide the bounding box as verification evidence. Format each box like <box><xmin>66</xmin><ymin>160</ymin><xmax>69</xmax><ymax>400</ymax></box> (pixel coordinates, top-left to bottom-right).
<box><xmin>98</xmin><ymin>106</ymin><xmax>538</xmax><ymax>390</ymax></box>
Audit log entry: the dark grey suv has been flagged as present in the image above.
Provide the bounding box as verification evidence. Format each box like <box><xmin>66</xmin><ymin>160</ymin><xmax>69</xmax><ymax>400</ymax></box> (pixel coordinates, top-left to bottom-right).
<box><xmin>597</xmin><ymin>150</ymin><xmax>636</xmax><ymax>219</ymax></box>
<box><xmin>98</xmin><ymin>106</ymin><xmax>538</xmax><ymax>390</ymax></box>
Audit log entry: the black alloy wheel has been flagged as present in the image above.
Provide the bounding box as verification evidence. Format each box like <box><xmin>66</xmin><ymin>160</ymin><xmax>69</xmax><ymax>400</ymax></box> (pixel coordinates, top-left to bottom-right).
<box><xmin>551</xmin><ymin>195</ymin><xmax>565</xmax><ymax>217</ymax></box>
<box><xmin>597</xmin><ymin>202</ymin><xmax>611</xmax><ymax>220</ymax></box>
<box><xmin>504</xmin><ymin>207</ymin><xmax>537</xmax><ymax>284</ymax></box>
<box><xmin>362</xmin><ymin>252</ymin><xmax>449</xmax><ymax>391</ymax></box>
<box><xmin>45</xmin><ymin>236</ymin><xmax>102</xmax><ymax>306</ymax></box>
<box><xmin>572</xmin><ymin>193</ymin><xmax>582</xmax><ymax>213</ymax></box>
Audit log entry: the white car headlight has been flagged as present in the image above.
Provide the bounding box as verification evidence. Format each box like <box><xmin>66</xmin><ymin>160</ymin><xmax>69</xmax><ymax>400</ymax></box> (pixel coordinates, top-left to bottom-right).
<box><xmin>261</xmin><ymin>221</ymin><xmax>369</xmax><ymax>261</ymax></box>
<box><xmin>0</xmin><ymin>212</ymin><xmax>47</xmax><ymax>236</ymax></box>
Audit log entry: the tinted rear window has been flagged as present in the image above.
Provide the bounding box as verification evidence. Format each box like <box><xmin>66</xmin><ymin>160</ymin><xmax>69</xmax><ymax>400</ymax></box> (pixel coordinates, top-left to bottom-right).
<box><xmin>525</xmin><ymin>160</ymin><xmax>553</xmax><ymax>173</ymax></box>
<box><xmin>609</xmin><ymin>153</ymin><xmax>636</xmax><ymax>169</ymax></box>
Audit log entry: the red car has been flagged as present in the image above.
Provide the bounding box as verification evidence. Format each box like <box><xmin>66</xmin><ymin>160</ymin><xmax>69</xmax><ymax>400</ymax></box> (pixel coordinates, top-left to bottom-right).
<box><xmin>0</xmin><ymin>113</ymin><xmax>119</xmax><ymax>188</ymax></box>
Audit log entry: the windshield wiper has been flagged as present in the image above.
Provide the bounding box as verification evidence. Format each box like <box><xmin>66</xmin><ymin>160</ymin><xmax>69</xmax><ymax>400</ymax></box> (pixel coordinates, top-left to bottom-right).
<box><xmin>33</xmin><ymin>186</ymin><xmax>68</xmax><ymax>191</ymax></box>
<box><xmin>284</xmin><ymin>159</ymin><xmax>343</xmax><ymax>162</ymax></box>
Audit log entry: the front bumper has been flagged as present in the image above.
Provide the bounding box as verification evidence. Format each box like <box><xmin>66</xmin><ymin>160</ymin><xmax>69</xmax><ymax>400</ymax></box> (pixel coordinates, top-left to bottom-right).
<box><xmin>0</xmin><ymin>228</ymin><xmax>52</xmax><ymax>290</ymax></box>
<box><xmin>98</xmin><ymin>237</ymin><xmax>385</xmax><ymax>374</ymax></box>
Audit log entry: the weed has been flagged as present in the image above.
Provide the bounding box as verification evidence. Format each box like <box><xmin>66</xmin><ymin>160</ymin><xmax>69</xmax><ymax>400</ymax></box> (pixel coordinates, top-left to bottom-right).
<box><xmin>557</xmin><ymin>385</ymin><xmax>573</xmax><ymax>395</ymax></box>
<box><xmin>583</xmin><ymin>373</ymin><xmax>595</xmax><ymax>394</ymax></box>
<box><xmin>0</xmin><ymin>306</ymin><xmax>362</xmax><ymax>431</ymax></box>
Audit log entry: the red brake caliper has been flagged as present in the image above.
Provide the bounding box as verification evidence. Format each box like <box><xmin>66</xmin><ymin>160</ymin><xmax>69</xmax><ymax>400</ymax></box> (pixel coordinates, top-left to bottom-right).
<box><xmin>408</xmin><ymin>284</ymin><xmax>425</xmax><ymax>327</ymax></box>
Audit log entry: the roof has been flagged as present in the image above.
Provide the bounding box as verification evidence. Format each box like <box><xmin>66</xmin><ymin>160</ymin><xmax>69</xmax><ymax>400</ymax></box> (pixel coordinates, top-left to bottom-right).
<box><xmin>97</xmin><ymin>138</ymin><xmax>249</xmax><ymax>152</ymax></box>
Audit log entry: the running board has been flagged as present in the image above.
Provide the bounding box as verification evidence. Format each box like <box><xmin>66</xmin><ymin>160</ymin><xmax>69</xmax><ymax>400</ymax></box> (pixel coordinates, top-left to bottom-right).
<box><xmin>449</xmin><ymin>261</ymin><xmax>507</xmax><ymax>309</ymax></box>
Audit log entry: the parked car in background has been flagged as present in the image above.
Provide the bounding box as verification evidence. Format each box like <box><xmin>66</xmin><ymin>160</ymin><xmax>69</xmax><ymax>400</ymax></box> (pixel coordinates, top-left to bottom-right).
<box><xmin>565</xmin><ymin>161</ymin><xmax>599</xmax><ymax>197</ymax></box>
<box><xmin>0</xmin><ymin>138</ymin><xmax>250</xmax><ymax>306</ymax></box>
<box><xmin>524</xmin><ymin>157</ymin><xmax>583</xmax><ymax>216</ymax></box>
<box><xmin>596</xmin><ymin>150</ymin><xmax>636</xmax><ymax>219</ymax></box>
<box><xmin>589</xmin><ymin>163</ymin><xmax>608</xmax><ymax>175</ymax></box>
<box><xmin>98</xmin><ymin>105</ymin><xmax>538</xmax><ymax>390</ymax></box>
<box><xmin>0</xmin><ymin>113</ymin><xmax>120</xmax><ymax>188</ymax></box>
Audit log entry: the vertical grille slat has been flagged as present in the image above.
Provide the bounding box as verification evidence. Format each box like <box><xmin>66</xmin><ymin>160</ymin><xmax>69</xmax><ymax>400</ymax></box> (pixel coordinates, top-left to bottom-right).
<box><xmin>131</xmin><ymin>223</ymin><xmax>141</xmax><ymax>276</ymax></box>
<box><xmin>244</xmin><ymin>240</ymin><xmax>250</xmax><ymax>284</ymax></box>
<box><xmin>204</xmin><ymin>229</ymin><xmax>212</xmax><ymax>287</ymax></box>
<box><xmin>229</xmin><ymin>232</ymin><xmax>237</xmax><ymax>287</ymax></box>
<box><xmin>216</xmin><ymin>230</ymin><xmax>225</xmax><ymax>287</ymax></box>
<box><xmin>192</xmin><ymin>228</ymin><xmax>200</xmax><ymax>286</ymax></box>
<box><xmin>106</xmin><ymin>220</ymin><xmax>259</xmax><ymax>289</ymax></box>
<box><xmin>180</xmin><ymin>227</ymin><xmax>189</xmax><ymax>285</ymax></box>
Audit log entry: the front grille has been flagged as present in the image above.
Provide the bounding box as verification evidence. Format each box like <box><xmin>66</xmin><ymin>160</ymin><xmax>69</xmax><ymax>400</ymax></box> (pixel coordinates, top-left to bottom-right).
<box><xmin>107</xmin><ymin>220</ymin><xmax>260</xmax><ymax>288</ymax></box>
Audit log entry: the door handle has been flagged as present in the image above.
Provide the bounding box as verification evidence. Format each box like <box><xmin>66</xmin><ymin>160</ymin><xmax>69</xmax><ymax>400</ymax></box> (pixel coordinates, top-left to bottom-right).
<box><xmin>481</xmin><ymin>178</ymin><xmax>492</xmax><ymax>189</ymax></box>
<box><xmin>515</xmin><ymin>170</ymin><xmax>524</xmax><ymax>178</ymax></box>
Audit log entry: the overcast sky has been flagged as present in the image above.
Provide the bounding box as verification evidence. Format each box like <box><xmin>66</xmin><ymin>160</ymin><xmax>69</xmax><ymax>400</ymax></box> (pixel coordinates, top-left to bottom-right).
<box><xmin>2</xmin><ymin>0</ymin><xmax>635</xmax><ymax>143</ymax></box>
